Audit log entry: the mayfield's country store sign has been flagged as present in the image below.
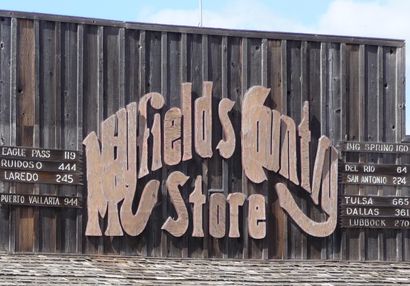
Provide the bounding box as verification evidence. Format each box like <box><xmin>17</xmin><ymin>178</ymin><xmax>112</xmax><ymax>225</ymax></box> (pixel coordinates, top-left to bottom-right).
<box><xmin>83</xmin><ymin>83</ymin><xmax>338</xmax><ymax>239</ymax></box>
<box><xmin>0</xmin><ymin>10</ymin><xmax>406</xmax><ymax>261</ymax></box>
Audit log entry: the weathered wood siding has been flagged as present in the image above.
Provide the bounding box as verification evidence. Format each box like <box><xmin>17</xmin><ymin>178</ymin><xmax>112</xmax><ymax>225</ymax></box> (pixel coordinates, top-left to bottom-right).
<box><xmin>0</xmin><ymin>10</ymin><xmax>406</xmax><ymax>260</ymax></box>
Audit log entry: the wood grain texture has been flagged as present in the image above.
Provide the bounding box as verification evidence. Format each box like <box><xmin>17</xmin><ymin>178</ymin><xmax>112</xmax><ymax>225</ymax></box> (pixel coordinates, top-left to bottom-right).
<box><xmin>194</xmin><ymin>81</ymin><xmax>213</xmax><ymax>158</ymax></box>
<box><xmin>164</xmin><ymin>107</ymin><xmax>182</xmax><ymax>166</ymax></box>
<box><xmin>39</xmin><ymin>20</ymin><xmax>59</xmax><ymax>252</ymax></box>
<box><xmin>0</xmin><ymin>13</ymin><xmax>405</xmax><ymax>261</ymax></box>
<box><xmin>241</xmin><ymin>85</ymin><xmax>271</xmax><ymax>184</ymax></box>
<box><xmin>137</xmin><ymin>92</ymin><xmax>164</xmax><ymax>178</ymax></box>
<box><xmin>181</xmin><ymin>82</ymin><xmax>192</xmax><ymax>161</ymax></box>
<box><xmin>161</xmin><ymin>171</ymin><xmax>189</xmax><ymax>237</ymax></box>
<box><xmin>276</xmin><ymin>139</ymin><xmax>338</xmax><ymax>238</ymax></box>
<box><xmin>120</xmin><ymin>179</ymin><xmax>160</xmax><ymax>236</ymax></box>
<box><xmin>248</xmin><ymin>194</ymin><xmax>266</xmax><ymax>240</ymax></box>
<box><xmin>189</xmin><ymin>175</ymin><xmax>206</xmax><ymax>237</ymax></box>
<box><xmin>311</xmin><ymin>136</ymin><xmax>332</xmax><ymax>205</ymax></box>
<box><xmin>0</xmin><ymin>17</ymin><xmax>12</xmax><ymax>251</ymax></box>
<box><xmin>151</xmin><ymin>113</ymin><xmax>162</xmax><ymax>171</ymax></box>
<box><xmin>279</xmin><ymin>115</ymin><xmax>299</xmax><ymax>186</ymax></box>
<box><xmin>209</xmin><ymin>193</ymin><xmax>226</xmax><ymax>239</ymax></box>
<box><xmin>298</xmin><ymin>102</ymin><xmax>311</xmax><ymax>192</ymax></box>
<box><xmin>216</xmin><ymin>98</ymin><xmax>235</xmax><ymax>159</ymax></box>
<box><xmin>227</xmin><ymin>192</ymin><xmax>246</xmax><ymax>238</ymax></box>
<box><xmin>16</xmin><ymin>19</ymin><xmax>36</xmax><ymax>252</ymax></box>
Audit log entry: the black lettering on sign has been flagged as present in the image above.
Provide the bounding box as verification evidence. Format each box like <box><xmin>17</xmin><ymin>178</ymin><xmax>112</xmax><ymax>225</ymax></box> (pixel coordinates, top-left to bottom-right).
<box><xmin>0</xmin><ymin>169</ymin><xmax>82</xmax><ymax>185</ymax></box>
<box><xmin>339</xmin><ymin>141</ymin><xmax>410</xmax><ymax>154</ymax></box>
<box><xmin>340</xmin><ymin>217</ymin><xmax>410</xmax><ymax>229</ymax></box>
<box><xmin>341</xmin><ymin>163</ymin><xmax>410</xmax><ymax>176</ymax></box>
<box><xmin>340</xmin><ymin>195</ymin><xmax>410</xmax><ymax>208</ymax></box>
<box><xmin>0</xmin><ymin>146</ymin><xmax>81</xmax><ymax>162</ymax></box>
<box><xmin>0</xmin><ymin>193</ymin><xmax>82</xmax><ymax>208</ymax></box>
<box><xmin>341</xmin><ymin>174</ymin><xmax>410</xmax><ymax>186</ymax></box>
<box><xmin>0</xmin><ymin>158</ymin><xmax>82</xmax><ymax>173</ymax></box>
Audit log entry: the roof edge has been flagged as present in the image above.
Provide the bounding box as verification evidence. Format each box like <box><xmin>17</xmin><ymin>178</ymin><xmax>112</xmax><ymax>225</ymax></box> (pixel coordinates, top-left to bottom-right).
<box><xmin>0</xmin><ymin>9</ymin><xmax>405</xmax><ymax>47</ymax></box>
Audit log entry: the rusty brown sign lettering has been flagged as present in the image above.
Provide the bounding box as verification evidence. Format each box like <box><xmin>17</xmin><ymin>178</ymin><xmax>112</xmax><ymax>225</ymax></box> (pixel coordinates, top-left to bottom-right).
<box><xmin>83</xmin><ymin>82</ymin><xmax>339</xmax><ymax>238</ymax></box>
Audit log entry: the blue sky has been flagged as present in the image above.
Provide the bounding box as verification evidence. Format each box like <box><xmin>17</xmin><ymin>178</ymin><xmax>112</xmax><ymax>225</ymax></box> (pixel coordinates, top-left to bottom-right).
<box><xmin>0</xmin><ymin>1</ymin><xmax>332</xmax><ymax>24</ymax></box>
<box><xmin>0</xmin><ymin>0</ymin><xmax>409</xmax><ymax>133</ymax></box>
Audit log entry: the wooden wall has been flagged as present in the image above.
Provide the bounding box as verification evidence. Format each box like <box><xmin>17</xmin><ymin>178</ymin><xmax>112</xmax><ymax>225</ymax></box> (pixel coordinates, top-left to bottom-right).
<box><xmin>0</xmin><ymin>10</ymin><xmax>406</xmax><ymax>260</ymax></box>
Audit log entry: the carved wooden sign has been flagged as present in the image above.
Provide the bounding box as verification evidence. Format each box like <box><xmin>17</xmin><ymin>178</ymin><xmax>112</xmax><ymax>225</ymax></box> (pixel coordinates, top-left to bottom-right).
<box><xmin>340</xmin><ymin>217</ymin><xmax>410</xmax><ymax>229</ymax></box>
<box><xmin>339</xmin><ymin>195</ymin><xmax>410</xmax><ymax>229</ymax></box>
<box><xmin>341</xmin><ymin>174</ymin><xmax>409</xmax><ymax>186</ymax></box>
<box><xmin>0</xmin><ymin>146</ymin><xmax>81</xmax><ymax>161</ymax></box>
<box><xmin>0</xmin><ymin>193</ymin><xmax>82</xmax><ymax>208</ymax></box>
<box><xmin>341</xmin><ymin>195</ymin><xmax>410</xmax><ymax>208</ymax></box>
<box><xmin>83</xmin><ymin>82</ymin><xmax>338</xmax><ymax>238</ymax></box>
<box><xmin>0</xmin><ymin>146</ymin><xmax>82</xmax><ymax>185</ymax></box>
<box><xmin>341</xmin><ymin>163</ymin><xmax>410</xmax><ymax>176</ymax></box>
<box><xmin>0</xmin><ymin>170</ymin><xmax>82</xmax><ymax>185</ymax></box>
<box><xmin>340</xmin><ymin>141</ymin><xmax>410</xmax><ymax>154</ymax></box>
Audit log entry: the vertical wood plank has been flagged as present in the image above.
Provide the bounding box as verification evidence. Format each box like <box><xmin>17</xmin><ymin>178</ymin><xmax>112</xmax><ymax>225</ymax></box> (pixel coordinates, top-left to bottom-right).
<box><xmin>319</xmin><ymin>44</ymin><xmax>328</xmax><ymax>255</ymax></box>
<box><xmin>260</xmin><ymin>38</ymin><xmax>269</xmax><ymax>259</ymax></box>
<box><xmin>144</xmin><ymin>30</ymin><xmax>163</xmax><ymax>257</ymax></box>
<box><xmin>120</xmin><ymin>28</ymin><xmax>139</xmax><ymax>256</ymax></box>
<box><xmin>159</xmin><ymin>31</ymin><xmax>169</xmax><ymax>257</ymax></box>
<box><xmin>383</xmin><ymin>46</ymin><xmax>398</xmax><ymax>261</ymax></box>
<box><xmin>8</xmin><ymin>17</ymin><xmax>17</xmax><ymax>253</ymax></box>
<box><xmin>376</xmin><ymin>45</ymin><xmax>385</xmax><ymax>261</ymax></box>
<box><xmin>82</xmin><ymin>24</ymin><xmax>103</xmax><ymax>254</ymax></box>
<box><xmin>307</xmin><ymin>41</ymin><xmax>323</xmax><ymax>259</ymax></box>
<box><xmin>16</xmin><ymin>18</ymin><xmax>36</xmax><ymax>252</ymax></box>
<box><xmin>165</xmin><ymin>31</ymin><xmax>186</xmax><ymax>257</ymax></box>
<box><xmin>0</xmin><ymin>17</ymin><xmax>12</xmax><ymax>251</ymax></box>
<box><xmin>247</xmin><ymin>38</ymin><xmax>263</xmax><ymax>259</ymax></box>
<box><xmin>208</xmin><ymin>35</ymin><xmax>223</xmax><ymax>258</ymax></box>
<box><xmin>358</xmin><ymin>44</ymin><xmax>366</xmax><ymax>261</ymax></box>
<box><xmin>280</xmin><ymin>40</ymin><xmax>288</xmax><ymax>259</ymax></box>
<box><xmin>220</xmin><ymin>35</ymin><xmax>229</xmax><ymax>258</ymax></box>
<box><xmin>344</xmin><ymin>44</ymin><xmax>361</xmax><ymax>260</ymax></box>
<box><xmin>201</xmin><ymin>34</ymin><xmax>209</xmax><ymax>258</ymax></box>
<box><xmin>32</xmin><ymin>19</ymin><xmax>40</xmax><ymax>254</ymax></box>
<box><xmin>268</xmin><ymin>39</ymin><xmax>287</xmax><ymax>259</ymax></box>
<box><xmin>299</xmin><ymin>40</ymin><xmax>308</xmax><ymax>260</ymax></box>
<box><xmin>328</xmin><ymin>42</ymin><xmax>341</xmax><ymax>260</ymax></box>
<box><xmin>75</xmin><ymin>23</ymin><xmax>83</xmax><ymax>254</ymax></box>
<box><xmin>102</xmin><ymin>25</ymin><xmax>121</xmax><ymax>254</ymax></box>
<box><xmin>179</xmin><ymin>32</ymin><xmax>189</xmax><ymax>258</ymax></box>
<box><xmin>397</xmin><ymin>46</ymin><xmax>408</xmax><ymax>261</ymax></box>
<box><xmin>134</xmin><ymin>30</ymin><xmax>161</xmax><ymax>257</ymax></box>
<box><xmin>286</xmin><ymin>40</ymin><xmax>303</xmax><ymax>259</ymax></box>
<box><xmin>240</xmin><ymin>37</ymin><xmax>248</xmax><ymax>259</ymax></box>
<box><xmin>364</xmin><ymin>45</ymin><xmax>379</xmax><ymax>261</ymax></box>
<box><xmin>60</xmin><ymin>22</ymin><xmax>79</xmax><ymax>253</ymax></box>
<box><xmin>39</xmin><ymin>20</ymin><xmax>59</xmax><ymax>253</ymax></box>
<box><xmin>96</xmin><ymin>25</ymin><xmax>104</xmax><ymax>254</ymax></box>
<box><xmin>395</xmin><ymin>46</ymin><xmax>406</xmax><ymax>261</ymax></box>
<box><xmin>340</xmin><ymin>43</ymin><xmax>348</xmax><ymax>260</ymax></box>
<box><xmin>226</xmin><ymin>36</ymin><xmax>242</xmax><ymax>259</ymax></box>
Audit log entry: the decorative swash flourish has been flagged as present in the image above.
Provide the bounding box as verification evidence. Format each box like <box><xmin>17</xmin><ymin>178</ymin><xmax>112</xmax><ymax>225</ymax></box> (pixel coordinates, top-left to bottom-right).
<box><xmin>83</xmin><ymin>82</ymin><xmax>338</xmax><ymax>238</ymax></box>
